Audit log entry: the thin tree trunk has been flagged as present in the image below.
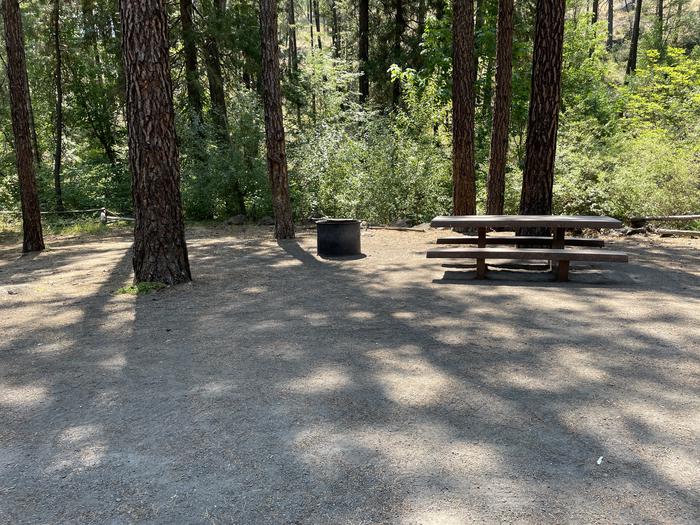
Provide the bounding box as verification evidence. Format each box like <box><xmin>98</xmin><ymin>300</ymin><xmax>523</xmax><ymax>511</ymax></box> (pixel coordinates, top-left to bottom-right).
<box><xmin>330</xmin><ymin>0</ymin><xmax>341</xmax><ymax>57</ymax></box>
<box><xmin>309</xmin><ymin>0</ymin><xmax>314</xmax><ymax>49</ymax></box>
<box><xmin>451</xmin><ymin>0</ymin><xmax>477</xmax><ymax>215</ymax></box>
<box><xmin>3</xmin><ymin>0</ymin><xmax>45</xmax><ymax>252</ymax></box>
<box><xmin>205</xmin><ymin>10</ymin><xmax>230</xmax><ymax>143</ymax></box>
<box><xmin>288</xmin><ymin>0</ymin><xmax>299</xmax><ymax>70</ymax></box>
<box><xmin>260</xmin><ymin>0</ymin><xmax>295</xmax><ymax>239</ymax></box>
<box><xmin>393</xmin><ymin>0</ymin><xmax>405</xmax><ymax>105</ymax></box>
<box><xmin>359</xmin><ymin>0</ymin><xmax>369</xmax><ymax>102</ymax></box>
<box><xmin>179</xmin><ymin>0</ymin><xmax>204</xmax><ymax>124</ymax></box>
<box><xmin>120</xmin><ymin>0</ymin><xmax>191</xmax><ymax>284</ymax></box>
<box><xmin>313</xmin><ymin>0</ymin><xmax>321</xmax><ymax>49</ymax></box>
<box><xmin>418</xmin><ymin>0</ymin><xmax>427</xmax><ymax>37</ymax></box>
<box><xmin>626</xmin><ymin>0</ymin><xmax>643</xmax><ymax>75</ymax></box>
<box><xmin>592</xmin><ymin>0</ymin><xmax>599</xmax><ymax>22</ymax></box>
<box><xmin>519</xmin><ymin>0</ymin><xmax>565</xmax><ymax>216</ymax></box>
<box><xmin>486</xmin><ymin>0</ymin><xmax>513</xmax><ymax>215</ymax></box>
<box><xmin>52</xmin><ymin>0</ymin><xmax>65</xmax><ymax>211</ymax></box>
<box><xmin>28</xmin><ymin>87</ymin><xmax>41</xmax><ymax>167</ymax></box>
<box><xmin>607</xmin><ymin>0</ymin><xmax>614</xmax><ymax>49</ymax></box>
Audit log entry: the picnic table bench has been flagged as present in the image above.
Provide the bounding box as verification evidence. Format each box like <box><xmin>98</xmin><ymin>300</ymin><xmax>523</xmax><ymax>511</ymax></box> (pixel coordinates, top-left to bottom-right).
<box><xmin>427</xmin><ymin>215</ymin><xmax>629</xmax><ymax>281</ymax></box>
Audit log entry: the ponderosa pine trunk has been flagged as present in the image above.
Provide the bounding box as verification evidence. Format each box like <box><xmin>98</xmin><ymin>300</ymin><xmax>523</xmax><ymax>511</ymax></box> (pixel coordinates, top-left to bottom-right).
<box><xmin>486</xmin><ymin>0</ymin><xmax>513</xmax><ymax>215</ymax></box>
<box><xmin>626</xmin><ymin>0</ymin><xmax>643</xmax><ymax>74</ymax></box>
<box><xmin>179</xmin><ymin>0</ymin><xmax>204</xmax><ymax>124</ymax></box>
<box><xmin>359</xmin><ymin>0</ymin><xmax>369</xmax><ymax>102</ymax></box>
<box><xmin>119</xmin><ymin>0</ymin><xmax>191</xmax><ymax>284</ymax></box>
<box><xmin>519</xmin><ymin>0</ymin><xmax>565</xmax><ymax>216</ymax></box>
<box><xmin>52</xmin><ymin>0</ymin><xmax>65</xmax><ymax>211</ymax></box>
<box><xmin>3</xmin><ymin>0</ymin><xmax>45</xmax><ymax>252</ymax></box>
<box><xmin>260</xmin><ymin>0</ymin><xmax>295</xmax><ymax>239</ymax></box>
<box><xmin>607</xmin><ymin>0</ymin><xmax>614</xmax><ymax>49</ymax></box>
<box><xmin>451</xmin><ymin>0</ymin><xmax>477</xmax><ymax>215</ymax></box>
<box><xmin>288</xmin><ymin>0</ymin><xmax>299</xmax><ymax>71</ymax></box>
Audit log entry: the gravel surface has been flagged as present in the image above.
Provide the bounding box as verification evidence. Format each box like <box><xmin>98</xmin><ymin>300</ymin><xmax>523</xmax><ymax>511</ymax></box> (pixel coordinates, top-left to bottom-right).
<box><xmin>1</xmin><ymin>226</ymin><xmax>699</xmax><ymax>524</ymax></box>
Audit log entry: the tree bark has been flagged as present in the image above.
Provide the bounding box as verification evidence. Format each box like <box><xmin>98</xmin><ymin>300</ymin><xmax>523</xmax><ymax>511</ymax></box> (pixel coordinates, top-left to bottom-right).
<box><xmin>607</xmin><ymin>0</ymin><xmax>613</xmax><ymax>50</ymax></box>
<box><xmin>52</xmin><ymin>0</ymin><xmax>64</xmax><ymax>211</ymax></box>
<box><xmin>486</xmin><ymin>0</ymin><xmax>513</xmax><ymax>215</ymax></box>
<box><xmin>313</xmin><ymin>0</ymin><xmax>322</xmax><ymax>49</ymax></box>
<box><xmin>519</xmin><ymin>0</ymin><xmax>565</xmax><ymax>216</ymax></box>
<box><xmin>451</xmin><ymin>0</ymin><xmax>477</xmax><ymax>215</ymax></box>
<box><xmin>205</xmin><ymin>0</ymin><xmax>230</xmax><ymax>143</ymax></box>
<box><xmin>359</xmin><ymin>0</ymin><xmax>369</xmax><ymax>102</ymax></box>
<box><xmin>592</xmin><ymin>0</ymin><xmax>599</xmax><ymax>22</ymax></box>
<box><xmin>288</xmin><ymin>0</ymin><xmax>299</xmax><ymax>71</ymax></box>
<box><xmin>260</xmin><ymin>0</ymin><xmax>295</xmax><ymax>239</ymax></box>
<box><xmin>120</xmin><ymin>0</ymin><xmax>192</xmax><ymax>284</ymax></box>
<box><xmin>626</xmin><ymin>0</ymin><xmax>643</xmax><ymax>75</ymax></box>
<box><xmin>179</xmin><ymin>0</ymin><xmax>204</xmax><ymax>124</ymax></box>
<box><xmin>3</xmin><ymin>0</ymin><xmax>45</xmax><ymax>252</ymax></box>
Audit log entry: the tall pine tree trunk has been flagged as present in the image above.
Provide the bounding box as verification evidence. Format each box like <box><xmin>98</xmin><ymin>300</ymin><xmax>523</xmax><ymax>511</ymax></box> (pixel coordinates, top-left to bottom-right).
<box><xmin>288</xmin><ymin>0</ymin><xmax>299</xmax><ymax>71</ymax></box>
<box><xmin>452</xmin><ymin>0</ymin><xmax>477</xmax><ymax>215</ymax></box>
<box><xmin>52</xmin><ymin>0</ymin><xmax>64</xmax><ymax>211</ymax></box>
<box><xmin>486</xmin><ymin>0</ymin><xmax>513</xmax><ymax>215</ymax></box>
<box><xmin>519</xmin><ymin>0</ymin><xmax>565</xmax><ymax>216</ymax></box>
<box><xmin>626</xmin><ymin>0</ymin><xmax>643</xmax><ymax>74</ymax></box>
<box><xmin>260</xmin><ymin>0</ymin><xmax>295</xmax><ymax>239</ymax></box>
<box><xmin>359</xmin><ymin>0</ymin><xmax>369</xmax><ymax>102</ymax></box>
<box><xmin>3</xmin><ymin>0</ymin><xmax>45</xmax><ymax>252</ymax></box>
<box><xmin>120</xmin><ymin>0</ymin><xmax>191</xmax><ymax>284</ymax></box>
<box><xmin>179</xmin><ymin>0</ymin><xmax>204</xmax><ymax>124</ymax></box>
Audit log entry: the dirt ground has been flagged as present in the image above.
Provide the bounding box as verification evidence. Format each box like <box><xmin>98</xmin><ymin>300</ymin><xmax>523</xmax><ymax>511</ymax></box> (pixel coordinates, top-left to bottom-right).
<box><xmin>0</xmin><ymin>225</ymin><xmax>698</xmax><ymax>524</ymax></box>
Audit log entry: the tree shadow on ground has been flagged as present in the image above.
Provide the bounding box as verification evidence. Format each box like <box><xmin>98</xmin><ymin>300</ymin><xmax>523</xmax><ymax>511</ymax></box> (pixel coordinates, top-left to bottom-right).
<box><xmin>0</xmin><ymin>231</ymin><xmax>698</xmax><ymax>523</ymax></box>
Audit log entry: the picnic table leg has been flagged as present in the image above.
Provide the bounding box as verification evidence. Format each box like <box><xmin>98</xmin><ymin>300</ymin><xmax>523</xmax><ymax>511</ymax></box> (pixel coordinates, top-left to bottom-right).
<box><xmin>551</xmin><ymin>227</ymin><xmax>566</xmax><ymax>276</ymax></box>
<box><xmin>476</xmin><ymin>227</ymin><xmax>487</xmax><ymax>279</ymax></box>
<box><xmin>556</xmin><ymin>260</ymin><xmax>570</xmax><ymax>281</ymax></box>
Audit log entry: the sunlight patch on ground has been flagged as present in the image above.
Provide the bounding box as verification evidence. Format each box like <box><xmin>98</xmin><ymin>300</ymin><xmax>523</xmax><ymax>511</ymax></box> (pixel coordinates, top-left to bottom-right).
<box><xmin>49</xmin><ymin>425</ymin><xmax>106</xmax><ymax>471</ymax></box>
<box><xmin>347</xmin><ymin>310</ymin><xmax>375</xmax><ymax>320</ymax></box>
<box><xmin>283</xmin><ymin>366</ymin><xmax>351</xmax><ymax>393</ymax></box>
<box><xmin>367</xmin><ymin>346</ymin><xmax>462</xmax><ymax>407</ymax></box>
<box><xmin>0</xmin><ymin>383</ymin><xmax>48</xmax><ymax>407</ymax></box>
<box><xmin>98</xmin><ymin>353</ymin><xmax>127</xmax><ymax>370</ymax></box>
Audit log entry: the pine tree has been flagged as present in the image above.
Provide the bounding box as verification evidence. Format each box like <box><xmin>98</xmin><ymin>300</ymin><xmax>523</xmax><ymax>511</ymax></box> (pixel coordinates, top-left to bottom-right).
<box><xmin>120</xmin><ymin>0</ymin><xmax>192</xmax><ymax>284</ymax></box>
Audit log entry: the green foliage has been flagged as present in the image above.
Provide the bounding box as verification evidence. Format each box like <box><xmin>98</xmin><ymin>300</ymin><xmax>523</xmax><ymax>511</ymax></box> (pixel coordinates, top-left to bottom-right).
<box><xmin>115</xmin><ymin>282</ymin><xmax>166</xmax><ymax>296</ymax></box>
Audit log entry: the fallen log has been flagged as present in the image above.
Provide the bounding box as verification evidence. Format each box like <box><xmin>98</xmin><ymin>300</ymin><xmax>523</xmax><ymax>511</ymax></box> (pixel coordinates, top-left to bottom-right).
<box><xmin>657</xmin><ymin>229</ymin><xmax>700</xmax><ymax>238</ymax></box>
<box><xmin>629</xmin><ymin>214</ymin><xmax>700</xmax><ymax>227</ymax></box>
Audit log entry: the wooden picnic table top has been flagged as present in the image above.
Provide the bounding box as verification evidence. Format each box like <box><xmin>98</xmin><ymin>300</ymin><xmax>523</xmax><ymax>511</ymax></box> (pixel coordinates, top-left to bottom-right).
<box><xmin>430</xmin><ymin>215</ymin><xmax>623</xmax><ymax>230</ymax></box>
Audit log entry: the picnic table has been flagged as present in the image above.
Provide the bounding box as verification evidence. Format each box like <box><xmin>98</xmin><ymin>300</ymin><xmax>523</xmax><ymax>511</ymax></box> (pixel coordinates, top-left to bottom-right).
<box><xmin>427</xmin><ymin>215</ymin><xmax>629</xmax><ymax>281</ymax></box>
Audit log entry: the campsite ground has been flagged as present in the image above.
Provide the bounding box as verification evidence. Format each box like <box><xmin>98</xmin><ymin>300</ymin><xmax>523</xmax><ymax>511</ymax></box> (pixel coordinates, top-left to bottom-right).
<box><xmin>1</xmin><ymin>226</ymin><xmax>698</xmax><ymax>524</ymax></box>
